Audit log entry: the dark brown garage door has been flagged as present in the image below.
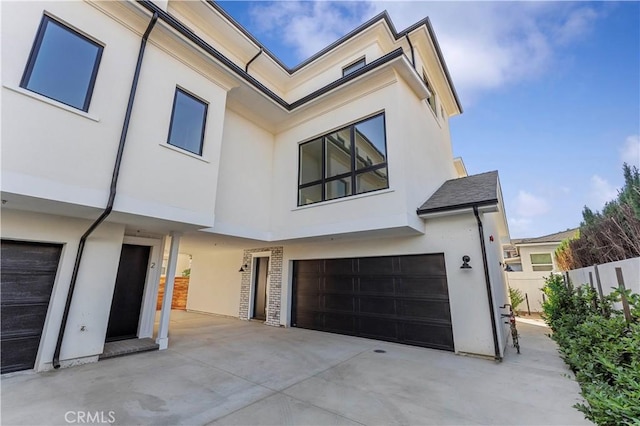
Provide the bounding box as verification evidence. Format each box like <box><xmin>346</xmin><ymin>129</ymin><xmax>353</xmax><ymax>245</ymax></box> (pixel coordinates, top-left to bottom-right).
<box><xmin>292</xmin><ymin>254</ymin><xmax>454</xmax><ymax>351</ymax></box>
<box><xmin>1</xmin><ymin>240</ymin><xmax>62</xmax><ymax>374</ymax></box>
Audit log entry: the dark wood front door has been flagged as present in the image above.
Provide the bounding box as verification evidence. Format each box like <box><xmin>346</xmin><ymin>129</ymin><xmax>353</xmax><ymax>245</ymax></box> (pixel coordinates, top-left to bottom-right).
<box><xmin>292</xmin><ymin>253</ymin><xmax>454</xmax><ymax>351</ymax></box>
<box><xmin>1</xmin><ymin>240</ymin><xmax>62</xmax><ymax>374</ymax></box>
<box><xmin>252</xmin><ymin>257</ymin><xmax>269</xmax><ymax>321</ymax></box>
<box><xmin>106</xmin><ymin>244</ymin><xmax>150</xmax><ymax>342</ymax></box>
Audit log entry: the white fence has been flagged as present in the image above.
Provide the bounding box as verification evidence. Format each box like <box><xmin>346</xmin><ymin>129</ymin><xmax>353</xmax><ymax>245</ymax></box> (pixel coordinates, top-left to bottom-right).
<box><xmin>505</xmin><ymin>257</ymin><xmax>640</xmax><ymax>313</ymax></box>
<box><xmin>567</xmin><ymin>257</ymin><xmax>639</xmax><ymax>298</ymax></box>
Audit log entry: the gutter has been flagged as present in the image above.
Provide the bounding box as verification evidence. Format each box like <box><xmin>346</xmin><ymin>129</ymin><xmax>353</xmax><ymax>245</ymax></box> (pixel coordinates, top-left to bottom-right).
<box><xmin>52</xmin><ymin>12</ymin><xmax>158</xmax><ymax>369</ymax></box>
<box><xmin>405</xmin><ymin>34</ymin><xmax>415</xmax><ymax>69</ymax></box>
<box><xmin>473</xmin><ymin>206</ymin><xmax>502</xmax><ymax>361</ymax></box>
<box><xmin>245</xmin><ymin>48</ymin><xmax>263</xmax><ymax>73</ymax></box>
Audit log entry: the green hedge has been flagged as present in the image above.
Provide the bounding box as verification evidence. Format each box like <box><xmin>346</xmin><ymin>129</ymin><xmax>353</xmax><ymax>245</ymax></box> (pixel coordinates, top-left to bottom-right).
<box><xmin>541</xmin><ymin>274</ymin><xmax>640</xmax><ymax>426</ymax></box>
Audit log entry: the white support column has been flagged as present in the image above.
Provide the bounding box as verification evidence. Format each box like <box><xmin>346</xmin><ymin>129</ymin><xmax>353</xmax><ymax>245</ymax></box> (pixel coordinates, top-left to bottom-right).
<box><xmin>156</xmin><ymin>231</ymin><xmax>181</xmax><ymax>350</ymax></box>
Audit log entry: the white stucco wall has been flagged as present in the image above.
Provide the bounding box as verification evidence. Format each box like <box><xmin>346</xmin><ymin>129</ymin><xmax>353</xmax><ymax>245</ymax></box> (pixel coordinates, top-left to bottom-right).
<box><xmin>567</xmin><ymin>257</ymin><xmax>640</xmax><ymax>297</ymax></box>
<box><xmin>505</xmin><ymin>271</ymin><xmax>550</xmax><ymax>313</ymax></box>
<box><xmin>186</xmin><ymin>248</ymin><xmax>244</xmax><ymax>317</ymax></box>
<box><xmin>518</xmin><ymin>244</ymin><xmax>560</xmax><ymax>273</ymax></box>
<box><xmin>1</xmin><ymin>209</ymin><xmax>126</xmax><ymax>370</ymax></box>
<box><xmin>212</xmin><ymin>109</ymin><xmax>275</xmax><ymax>240</ymax></box>
<box><xmin>2</xmin><ymin>1</ymin><xmax>226</xmax><ymax>228</ymax></box>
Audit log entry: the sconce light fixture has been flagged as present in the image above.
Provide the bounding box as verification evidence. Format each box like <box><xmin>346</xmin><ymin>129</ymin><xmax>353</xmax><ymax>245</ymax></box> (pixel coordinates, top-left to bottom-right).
<box><xmin>460</xmin><ymin>255</ymin><xmax>472</xmax><ymax>269</ymax></box>
<box><xmin>238</xmin><ymin>263</ymin><xmax>248</xmax><ymax>273</ymax></box>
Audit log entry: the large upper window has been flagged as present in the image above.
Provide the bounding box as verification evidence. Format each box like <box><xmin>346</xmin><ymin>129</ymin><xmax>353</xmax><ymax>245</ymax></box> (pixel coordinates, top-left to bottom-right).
<box><xmin>298</xmin><ymin>113</ymin><xmax>388</xmax><ymax>206</ymax></box>
<box><xmin>167</xmin><ymin>88</ymin><xmax>208</xmax><ymax>156</ymax></box>
<box><xmin>21</xmin><ymin>15</ymin><xmax>103</xmax><ymax>112</ymax></box>
<box><xmin>530</xmin><ymin>253</ymin><xmax>553</xmax><ymax>272</ymax></box>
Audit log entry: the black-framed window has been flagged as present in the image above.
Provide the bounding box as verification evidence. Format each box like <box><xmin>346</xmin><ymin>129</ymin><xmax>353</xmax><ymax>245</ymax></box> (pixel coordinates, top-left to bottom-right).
<box><xmin>423</xmin><ymin>71</ymin><xmax>437</xmax><ymax>115</ymax></box>
<box><xmin>167</xmin><ymin>88</ymin><xmax>208</xmax><ymax>156</ymax></box>
<box><xmin>20</xmin><ymin>15</ymin><xmax>103</xmax><ymax>112</ymax></box>
<box><xmin>342</xmin><ymin>58</ymin><xmax>366</xmax><ymax>76</ymax></box>
<box><xmin>298</xmin><ymin>113</ymin><xmax>388</xmax><ymax>206</ymax></box>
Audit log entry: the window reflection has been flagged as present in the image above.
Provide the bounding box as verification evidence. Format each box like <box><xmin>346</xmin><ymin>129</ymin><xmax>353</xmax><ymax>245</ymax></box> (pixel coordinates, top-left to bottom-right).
<box><xmin>21</xmin><ymin>16</ymin><xmax>103</xmax><ymax>111</ymax></box>
<box><xmin>298</xmin><ymin>113</ymin><xmax>388</xmax><ymax>206</ymax></box>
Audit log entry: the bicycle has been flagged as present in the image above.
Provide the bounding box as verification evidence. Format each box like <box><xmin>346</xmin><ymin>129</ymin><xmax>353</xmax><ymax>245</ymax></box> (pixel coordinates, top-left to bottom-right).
<box><xmin>500</xmin><ymin>304</ymin><xmax>520</xmax><ymax>354</ymax></box>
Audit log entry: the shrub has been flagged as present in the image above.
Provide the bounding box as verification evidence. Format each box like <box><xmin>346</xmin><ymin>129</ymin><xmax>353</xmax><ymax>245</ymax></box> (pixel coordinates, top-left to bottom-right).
<box><xmin>508</xmin><ymin>286</ymin><xmax>525</xmax><ymax>313</ymax></box>
<box><xmin>542</xmin><ymin>275</ymin><xmax>640</xmax><ymax>425</ymax></box>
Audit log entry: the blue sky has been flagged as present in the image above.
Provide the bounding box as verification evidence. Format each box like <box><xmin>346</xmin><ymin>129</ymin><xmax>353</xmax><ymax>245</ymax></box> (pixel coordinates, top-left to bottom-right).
<box><xmin>218</xmin><ymin>1</ymin><xmax>640</xmax><ymax>238</ymax></box>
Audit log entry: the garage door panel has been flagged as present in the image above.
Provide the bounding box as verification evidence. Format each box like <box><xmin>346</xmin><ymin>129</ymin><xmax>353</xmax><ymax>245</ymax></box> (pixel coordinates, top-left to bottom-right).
<box><xmin>398</xmin><ymin>255</ymin><xmax>446</xmax><ymax>275</ymax></box>
<box><xmin>323</xmin><ymin>312</ymin><xmax>356</xmax><ymax>334</ymax></box>
<box><xmin>295</xmin><ymin>260</ymin><xmax>322</xmax><ymax>274</ymax></box>
<box><xmin>1</xmin><ymin>336</ymin><xmax>42</xmax><ymax>374</ymax></box>
<box><xmin>1</xmin><ymin>241</ymin><xmax>61</xmax><ymax>271</ymax></box>
<box><xmin>396</xmin><ymin>277</ymin><xmax>449</xmax><ymax>297</ymax></box>
<box><xmin>398</xmin><ymin>299</ymin><xmax>452</xmax><ymax>321</ymax></box>
<box><xmin>401</xmin><ymin>322</ymin><xmax>454</xmax><ymax>349</ymax></box>
<box><xmin>324</xmin><ymin>258</ymin><xmax>354</xmax><ymax>274</ymax></box>
<box><xmin>1</xmin><ymin>273</ymin><xmax>57</xmax><ymax>303</ymax></box>
<box><xmin>323</xmin><ymin>294</ymin><xmax>355</xmax><ymax>312</ymax></box>
<box><xmin>358</xmin><ymin>277</ymin><xmax>395</xmax><ymax>295</ymax></box>
<box><xmin>295</xmin><ymin>294</ymin><xmax>320</xmax><ymax>310</ymax></box>
<box><xmin>293</xmin><ymin>310</ymin><xmax>320</xmax><ymax>329</ymax></box>
<box><xmin>356</xmin><ymin>257</ymin><xmax>394</xmax><ymax>274</ymax></box>
<box><xmin>1</xmin><ymin>304</ymin><xmax>50</xmax><ymax>339</ymax></box>
<box><xmin>359</xmin><ymin>316</ymin><xmax>399</xmax><ymax>340</ymax></box>
<box><xmin>359</xmin><ymin>296</ymin><xmax>397</xmax><ymax>315</ymax></box>
<box><xmin>323</xmin><ymin>276</ymin><xmax>354</xmax><ymax>293</ymax></box>
<box><xmin>294</xmin><ymin>275</ymin><xmax>320</xmax><ymax>294</ymax></box>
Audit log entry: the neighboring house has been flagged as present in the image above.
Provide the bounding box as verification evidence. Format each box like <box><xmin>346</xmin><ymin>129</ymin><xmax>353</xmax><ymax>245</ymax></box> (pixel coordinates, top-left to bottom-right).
<box><xmin>505</xmin><ymin>229</ymin><xmax>579</xmax><ymax>312</ymax></box>
<box><xmin>1</xmin><ymin>0</ymin><xmax>512</xmax><ymax>375</ymax></box>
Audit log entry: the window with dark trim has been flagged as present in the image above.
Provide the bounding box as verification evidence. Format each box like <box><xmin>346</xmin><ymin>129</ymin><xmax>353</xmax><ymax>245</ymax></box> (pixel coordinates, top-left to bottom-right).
<box><xmin>422</xmin><ymin>71</ymin><xmax>437</xmax><ymax>115</ymax></box>
<box><xmin>298</xmin><ymin>113</ymin><xmax>388</xmax><ymax>206</ymax></box>
<box><xmin>21</xmin><ymin>15</ymin><xmax>103</xmax><ymax>112</ymax></box>
<box><xmin>167</xmin><ymin>88</ymin><xmax>208</xmax><ymax>156</ymax></box>
<box><xmin>342</xmin><ymin>58</ymin><xmax>366</xmax><ymax>76</ymax></box>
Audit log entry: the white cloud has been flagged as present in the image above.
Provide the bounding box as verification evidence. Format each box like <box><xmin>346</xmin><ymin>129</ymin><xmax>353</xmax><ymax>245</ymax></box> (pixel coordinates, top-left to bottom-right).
<box><xmin>247</xmin><ymin>1</ymin><xmax>600</xmax><ymax>103</ymax></box>
<box><xmin>508</xmin><ymin>217</ymin><xmax>533</xmax><ymax>236</ymax></box>
<box><xmin>513</xmin><ymin>190</ymin><xmax>550</xmax><ymax>217</ymax></box>
<box><xmin>620</xmin><ymin>135</ymin><xmax>640</xmax><ymax>166</ymax></box>
<box><xmin>588</xmin><ymin>175</ymin><xmax>619</xmax><ymax>208</ymax></box>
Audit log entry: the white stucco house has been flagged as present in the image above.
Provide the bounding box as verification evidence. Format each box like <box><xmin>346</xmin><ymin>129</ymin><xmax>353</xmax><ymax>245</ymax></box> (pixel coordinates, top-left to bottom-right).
<box><xmin>1</xmin><ymin>0</ymin><xmax>513</xmax><ymax>374</ymax></box>
<box><xmin>504</xmin><ymin>228</ymin><xmax>578</xmax><ymax>312</ymax></box>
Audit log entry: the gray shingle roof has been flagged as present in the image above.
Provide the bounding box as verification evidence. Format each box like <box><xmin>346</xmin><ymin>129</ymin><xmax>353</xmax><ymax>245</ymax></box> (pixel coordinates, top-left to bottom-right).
<box><xmin>512</xmin><ymin>228</ymin><xmax>578</xmax><ymax>245</ymax></box>
<box><xmin>417</xmin><ymin>171</ymin><xmax>499</xmax><ymax>215</ymax></box>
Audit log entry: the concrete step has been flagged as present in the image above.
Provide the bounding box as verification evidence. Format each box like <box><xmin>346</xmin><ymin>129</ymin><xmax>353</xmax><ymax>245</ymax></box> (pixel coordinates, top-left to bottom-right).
<box><xmin>99</xmin><ymin>338</ymin><xmax>159</xmax><ymax>360</ymax></box>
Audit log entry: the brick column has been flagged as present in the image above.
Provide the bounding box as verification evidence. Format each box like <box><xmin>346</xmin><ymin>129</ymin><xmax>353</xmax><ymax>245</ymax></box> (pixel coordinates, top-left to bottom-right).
<box><xmin>238</xmin><ymin>247</ymin><xmax>283</xmax><ymax>327</ymax></box>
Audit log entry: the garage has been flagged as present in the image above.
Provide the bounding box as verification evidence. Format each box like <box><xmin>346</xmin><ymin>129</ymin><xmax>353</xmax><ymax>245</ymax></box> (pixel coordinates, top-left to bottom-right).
<box><xmin>1</xmin><ymin>240</ymin><xmax>62</xmax><ymax>374</ymax></box>
<box><xmin>292</xmin><ymin>253</ymin><xmax>454</xmax><ymax>351</ymax></box>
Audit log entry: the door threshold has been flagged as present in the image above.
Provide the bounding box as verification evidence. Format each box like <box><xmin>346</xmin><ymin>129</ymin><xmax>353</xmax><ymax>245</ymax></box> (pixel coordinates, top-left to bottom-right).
<box><xmin>99</xmin><ymin>338</ymin><xmax>159</xmax><ymax>360</ymax></box>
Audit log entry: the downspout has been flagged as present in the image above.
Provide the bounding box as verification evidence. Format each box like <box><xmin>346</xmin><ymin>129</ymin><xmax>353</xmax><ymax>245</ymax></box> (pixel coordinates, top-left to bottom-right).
<box><xmin>53</xmin><ymin>13</ymin><xmax>158</xmax><ymax>369</ymax></box>
<box><xmin>404</xmin><ymin>34</ymin><xmax>415</xmax><ymax>69</ymax></box>
<box><xmin>245</xmin><ymin>48</ymin><xmax>263</xmax><ymax>73</ymax></box>
<box><xmin>473</xmin><ymin>206</ymin><xmax>502</xmax><ymax>361</ymax></box>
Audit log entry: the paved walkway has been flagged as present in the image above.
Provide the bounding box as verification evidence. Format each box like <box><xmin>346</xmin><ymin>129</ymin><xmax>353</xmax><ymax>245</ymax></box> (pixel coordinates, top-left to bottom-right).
<box><xmin>2</xmin><ymin>311</ymin><xmax>590</xmax><ymax>425</ymax></box>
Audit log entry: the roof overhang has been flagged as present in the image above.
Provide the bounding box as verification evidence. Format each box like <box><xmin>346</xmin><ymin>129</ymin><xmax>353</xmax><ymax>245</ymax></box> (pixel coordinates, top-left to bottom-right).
<box><xmin>417</xmin><ymin>201</ymin><xmax>498</xmax><ymax>219</ymax></box>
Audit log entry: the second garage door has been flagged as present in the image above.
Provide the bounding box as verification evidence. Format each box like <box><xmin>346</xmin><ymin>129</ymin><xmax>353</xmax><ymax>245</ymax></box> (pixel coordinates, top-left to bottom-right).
<box><xmin>292</xmin><ymin>253</ymin><xmax>454</xmax><ymax>351</ymax></box>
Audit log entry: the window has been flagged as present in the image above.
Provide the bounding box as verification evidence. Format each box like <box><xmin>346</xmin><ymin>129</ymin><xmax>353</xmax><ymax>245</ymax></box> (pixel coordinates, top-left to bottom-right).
<box><xmin>530</xmin><ymin>253</ymin><xmax>553</xmax><ymax>272</ymax></box>
<box><xmin>342</xmin><ymin>58</ymin><xmax>366</xmax><ymax>76</ymax></box>
<box><xmin>21</xmin><ymin>15</ymin><xmax>103</xmax><ymax>111</ymax></box>
<box><xmin>298</xmin><ymin>113</ymin><xmax>388</xmax><ymax>206</ymax></box>
<box><xmin>167</xmin><ymin>88</ymin><xmax>208</xmax><ymax>156</ymax></box>
<box><xmin>422</xmin><ymin>71</ymin><xmax>436</xmax><ymax>115</ymax></box>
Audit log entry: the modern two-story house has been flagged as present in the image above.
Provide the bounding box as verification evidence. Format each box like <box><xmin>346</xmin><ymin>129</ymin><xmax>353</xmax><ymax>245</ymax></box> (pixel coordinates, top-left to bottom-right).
<box><xmin>1</xmin><ymin>0</ymin><xmax>512</xmax><ymax>375</ymax></box>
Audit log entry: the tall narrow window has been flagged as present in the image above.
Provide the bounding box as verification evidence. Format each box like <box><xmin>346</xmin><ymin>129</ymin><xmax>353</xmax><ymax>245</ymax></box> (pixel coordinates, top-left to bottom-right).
<box><xmin>167</xmin><ymin>88</ymin><xmax>208</xmax><ymax>156</ymax></box>
<box><xmin>422</xmin><ymin>71</ymin><xmax>437</xmax><ymax>115</ymax></box>
<box><xmin>298</xmin><ymin>113</ymin><xmax>388</xmax><ymax>206</ymax></box>
<box><xmin>342</xmin><ymin>58</ymin><xmax>366</xmax><ymax>76</ymax></box>
<box><xmin>21</xmin><ymin>15</ymin><xmax>103</xmax><ymax>111</ymax></box>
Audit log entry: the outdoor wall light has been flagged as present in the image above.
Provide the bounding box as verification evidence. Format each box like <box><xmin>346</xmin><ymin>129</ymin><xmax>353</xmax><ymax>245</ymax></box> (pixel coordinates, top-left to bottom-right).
<box><xmin>238</xmin><ymin>263</ymin><xmax>248</xmax><ymax>273</ymax></box>
<box><xmin>460</xmin><ymin>255</ymin><xmax>472</xmax><ymax>269</ymax></box>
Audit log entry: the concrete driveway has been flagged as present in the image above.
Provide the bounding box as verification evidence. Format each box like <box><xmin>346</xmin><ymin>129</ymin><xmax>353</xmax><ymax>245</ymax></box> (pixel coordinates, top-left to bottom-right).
<box><xmin>2</xmin><ymin>311</ymin><xmax>590</xmax><ymax>425</ymax></box>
